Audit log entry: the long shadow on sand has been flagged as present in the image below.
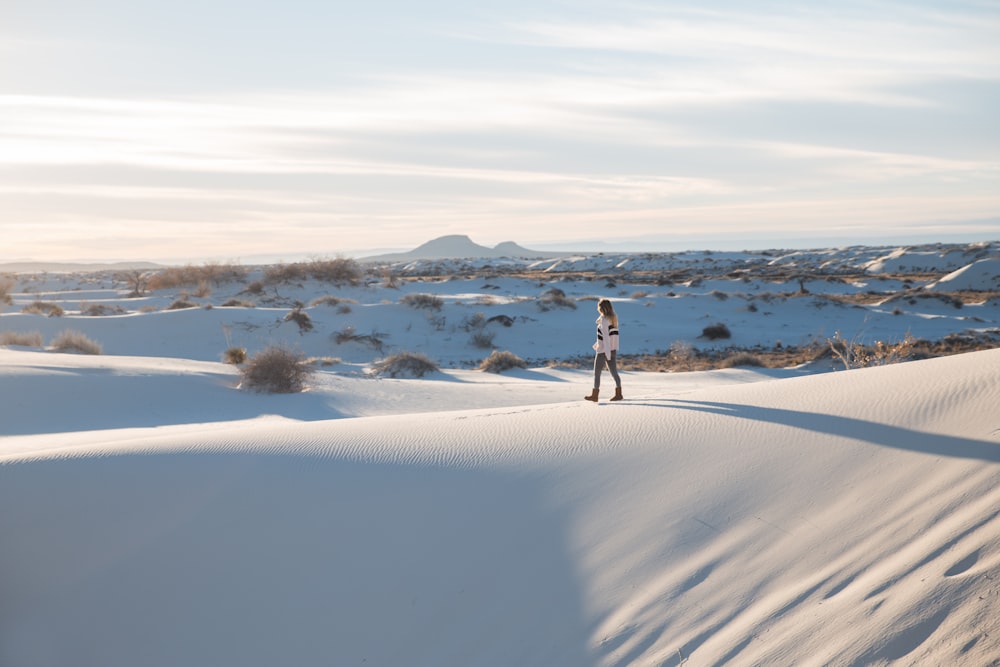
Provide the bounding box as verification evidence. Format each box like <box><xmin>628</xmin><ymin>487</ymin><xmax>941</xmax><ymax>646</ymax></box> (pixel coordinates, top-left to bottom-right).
<box><xmin>667</xmin><ymin>399</ymin><xmax>1000</xmax><ymax>463</ymax></box>
<box><xmin>0</xmin><ymin>451</ymin><xmax>596</xmax><ymax>667</ymax></box>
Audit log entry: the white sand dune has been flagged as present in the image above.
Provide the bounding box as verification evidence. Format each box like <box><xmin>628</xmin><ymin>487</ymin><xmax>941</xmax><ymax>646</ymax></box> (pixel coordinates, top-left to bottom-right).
<box><xmin>3</xmin><ymin>348</ymin><xmax>999</xmax><ymax>666</ymax></box>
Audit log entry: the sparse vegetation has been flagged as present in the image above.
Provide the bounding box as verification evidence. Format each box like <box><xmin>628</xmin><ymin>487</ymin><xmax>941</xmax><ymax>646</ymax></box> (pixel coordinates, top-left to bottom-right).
<box><xmin>371</xmin><ymin>352</ymin><xmax>439</xmax><ymax>378</ymax></box>
<box><xmin>166</xmin><ymin>298</ymin><xmax>198</xmax><ymax>310</ymax></box>
<box><xmin>721</xmin><ymin>352</ymin><xmax>764</xmax><ymax>368</ymax></box>
<box><xmin>264</xmin><ymin>258</ymin><xmax>362</xmax><ymax>286</ymax></box>
<box><xmin>0</xmin><ymin>277</ymin><xmax>14</xmax><ymax>307</ymax></box>
<box><xmin>310</xmin><ymin>295</ymin><xmax>358</xmax><ymax>308</ymax></box>
<box><xmin>80</xmin><ymin>303</ymin><xmax>125</xmax><ymax>316</ymax></box>
<box><xmin>0</xmin><ymin>330</ymin><xmax>44</xmax><ymax>347</ymax></box>
<box><xmin>221</xmin><ymin>299</ymin><xmax>256</xmax><ymax>308</ymax></box>
<box><xmin>401</xmin><ymin>293</ymin><xmax>444</xmax><ymax>311</ymax></box>
<box><xmin>284</xmin><ymin>305</ymin><xmax>313</xmax><ymax>333</ymax></box>
<box><xmin>22</xmin><ymin>301</ymin><xmax>64</xmax><ymax>317</ymax></box>
<box><xmin>334</xmin><ymin>326</ymin><xmax>387</xmax><ymax>353</ymax></box>
<box><xmin>240</xmin><ymin>345</ymin><xmax>312</xmax><ymax>393</ymax></box>
<box><xmin>827</xmin><ymin>331</ymin><xmax>916</xmax><ymax>370</ymax></box>
<box><xmin>51</xmin><ymin>330</ymin><xmax>102</xmax><ymax>354</ymax></box>
<box><xmin>479</xmin><ymin>350</ymin><xmax>527</xmax><ymax>373</ymax></box>
<box><xmin>701</xmin><ymin>323</ymin><xmax>731</xmax><ymax>340</ymax></box>
<box><xmin>223</xmin><ymin>346</ymin><xmax>248</xmax><ymax>365</ymax></box>
<box><xmin>537</xmin><ymin>287</ymin><xmax>577</xmax><ymax>311</ymax></box>
<box><xmin>148</xmin><ymin>263</ymin><xmax>247</xmax><ymax>290</ymax></box>
<box><xmin>470</xmin><ymin>330</ymin><xmax>496</xmax><ymax>349</ymax></box>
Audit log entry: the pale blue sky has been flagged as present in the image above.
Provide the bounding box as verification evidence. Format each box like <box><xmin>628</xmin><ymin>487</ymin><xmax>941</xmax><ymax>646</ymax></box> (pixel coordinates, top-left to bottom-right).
<box><xmin>2</xmin><ymin>0</ymin><xmax>998</xmax><ymax>262</ymax></box>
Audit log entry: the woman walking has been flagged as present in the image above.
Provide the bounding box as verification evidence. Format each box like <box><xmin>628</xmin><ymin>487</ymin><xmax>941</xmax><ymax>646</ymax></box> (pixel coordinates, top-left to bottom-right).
<box><xmin>585</xmin><ymin>298</ymin><xmax>623</xmax><ymax>402</ymax></box>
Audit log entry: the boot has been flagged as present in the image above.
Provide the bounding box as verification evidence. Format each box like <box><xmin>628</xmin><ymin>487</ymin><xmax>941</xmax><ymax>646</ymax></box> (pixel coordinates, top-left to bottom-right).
<box><xmin>584</xmin><ymin>388</ymin><xmax>599</xmax><ymax>402</ymax></box>
<box><xmin>610</xmin><ymin>387</ymin><xmax>623</xmax><ymax>402</ymax></box>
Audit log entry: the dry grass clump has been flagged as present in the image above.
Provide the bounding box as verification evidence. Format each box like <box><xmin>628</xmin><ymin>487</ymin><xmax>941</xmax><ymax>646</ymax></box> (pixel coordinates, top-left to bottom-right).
<box><xmin>147</xmin><ymin>263</ymin><xmax>247</xmax><ymax>290</ymax></box>
<box><xmin>80</xmin><ymin>303</ymin><xmax>126</xmax><ymax>316</ymax></box>
<box><xmin>334</xmin><ymin>326</ymin><xmax>388</xmax><ymax>353</ymax></box>
<box><xmin>0</xmin><ymin>277</ymin><xmax>14</xmax><ymax>307</ymax></box>
<box><xmin>479</xmin><ymin>350</ymin><xmax>527</xmax><ymax>373</ymax></box>
<box><xmin>470</xmin><ymin>330</ymin><xmax>496</xmax><ymax>349</ymax></box>
<box><xmin>51</xmin><ymin>329</ymin><xmax>102</xmax><ymax>354</ymax></box>
<box><xmin>537</xmin><ymin>287</ymin><xmax>577</xmax><ymax>311</ymax></box>
<box><xmin>371</xmin><ymin>352</ymin><xmax>439</xmax><ymax>378</ymax></box>
<box><xmin>720</xmin><ymin>352</ymin><xmax>765</xmax><ymax>368</ymax></box>
<box><xmin>284</xmin><ymin>306</ymin><xmax>314</xmax><ymax>333</ymax></box>
<box><xmin>306</xmin><ymin>257</ymin><xmax>363</xmax><ymax>284</ymax></box>
<box><xmin>401</xmin><ymin>293</ymin><xmax>444</xmax><ymax>311</ymax></box>
<box><xmin>240</xmin><ymin>345</ymin><xmax>313</xmax><ymax>393</ymax></box>
<box><xmin>220</xmin><ymin>299</ymin><xmax>256</xmax><ymax>308</ymax></box>
<box><xmin>166</xmin><ymin>298</ymin><xmax>199</xmax><ymax>310</ymax></box>
<box><xmin>827</xmin><ymin>331</ymin><xmax>916</xmax><ymax>370</ymax></box>
<box><xmin>264</xmin><ymin>263</ymin><xmax>309</xmax><ymax>284</ymax></box>
<box><xmin>22</xmin><ymin>301</ymin><xmax>64</xmax><ymax>317</ymax></box>
<box><xmin>701</xmin><ymin>322</ymin><xmax>731</xmax><ymax>340</ymax></box>
<box><xmin>310</xmin><ymin>295</ymin><xmax>358</xmax><ymax>308</ymax></box>
<box><xmin>223</xmin><ymin>346</ymin><xmax>248</xmax><ymax>365</ymax></box>
<box><xmin>0</xmin><ymin>330</ymin><xmax>44</xmax><ymax>347</ymax></box>
<box><xmin>264</xmin><ymin>258</ymin><xmax>362</xmax><ymax>286</ymax></box>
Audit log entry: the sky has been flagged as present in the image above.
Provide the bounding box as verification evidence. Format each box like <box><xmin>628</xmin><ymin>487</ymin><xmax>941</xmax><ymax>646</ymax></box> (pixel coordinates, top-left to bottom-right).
<box><xmin>2</xmin><ymin>0</ymin><xmax>999</xmax><ymax>263</ymax></box>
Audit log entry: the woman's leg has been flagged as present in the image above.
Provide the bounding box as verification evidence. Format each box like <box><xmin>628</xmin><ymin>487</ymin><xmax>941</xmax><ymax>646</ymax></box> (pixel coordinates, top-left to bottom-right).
<box><xmin>607</xmin><ymin>350</ymin><xmax>622</xmax><ymax>387</ymax></box>
<box><xmin>593</xmin><ymin>352</ymin><xmax>606</xmax><ymax>389</ymax></box>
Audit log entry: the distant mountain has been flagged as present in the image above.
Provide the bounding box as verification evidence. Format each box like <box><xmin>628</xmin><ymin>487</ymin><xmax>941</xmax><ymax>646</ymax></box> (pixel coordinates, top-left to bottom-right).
<box><xmin>362</xmin><ymin>235</ymin><xmax>558</xmax><ymax>261</ymax></box>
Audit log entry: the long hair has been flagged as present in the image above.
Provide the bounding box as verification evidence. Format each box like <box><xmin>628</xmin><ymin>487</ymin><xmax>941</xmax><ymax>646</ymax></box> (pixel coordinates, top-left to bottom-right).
<box><xmin>597</xmin><ymin>298</ymin><xmax>618</xmax><ymax>328</ymax></box>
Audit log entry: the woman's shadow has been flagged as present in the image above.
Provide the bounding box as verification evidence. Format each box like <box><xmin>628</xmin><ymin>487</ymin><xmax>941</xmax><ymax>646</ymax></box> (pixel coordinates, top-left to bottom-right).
<box><xmin>652</xmin><ymin>398</ymin><xmax>1000</xmax><ymax>463</ymax></box>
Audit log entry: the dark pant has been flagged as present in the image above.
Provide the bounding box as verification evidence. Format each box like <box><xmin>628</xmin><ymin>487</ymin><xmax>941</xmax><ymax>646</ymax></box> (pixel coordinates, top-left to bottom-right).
<box><xmin>593</xmin><ymin>351</ymin><xmax>621</xmax><ymax>389</ymax></box>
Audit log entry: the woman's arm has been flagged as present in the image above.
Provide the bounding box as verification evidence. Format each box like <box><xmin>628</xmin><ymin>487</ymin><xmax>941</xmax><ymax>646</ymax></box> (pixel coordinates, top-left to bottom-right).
<box><xmin>598</xmin><ymin>318</ymin><xmax>611</xmax><ymax>355</ymax></box>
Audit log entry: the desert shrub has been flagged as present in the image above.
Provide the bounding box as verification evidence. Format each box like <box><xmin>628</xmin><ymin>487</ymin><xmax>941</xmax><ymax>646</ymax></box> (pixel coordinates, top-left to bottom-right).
<box><xmin>333</xmin><ymin>326</ymin><xmax>387</xmax><ymax>353</ymax></box>
<box><xmin>401</xmin><ymin>293</ymin><xmax>444</xmax><ymax>311</ymax></box>
<box><xmin>22</xmin><ymin>301</ymin><xmax>64</xmax><ymax>317</ymax></box>
<box><xmin>221</xmin><ymin>299</ymin><xmax>256</xmax><ymax>308</ymax></box>
<box><xmin>371</xmin><ymin>352</ymin><xmax>439</xmax><ymax>378</ymax></box>
<box><xmin>827</xmin><ymin>331</ymin><xmax>916</xmax><ymax>370</ymax></box>
<box><xmin>51</xmin><ymin>329</ymin><xmax>102</xmax><ymax>354</ymax></box>
<box><xmin>80</xmin><ymin>303</ymin><xmax>125</xmax><ymax>316</ymax></box>
<box><xmin>722</xmin><ymin>352</ymin><xmax>764</xmax><ymax>368</ymax></box>
<box><xmin>462</xmin><ymin>312</ymin><xmax>487</xmax><ymax>331</ymax></box>
<box><xmin>669</xmin><ymin>340</ymin><xmax>695</xmax><ymax>371</ymax></box>
<box><xmin>311</xmin><ymin>295</ymin><xmax>348</xmax><ymax>308</ymax></box>
<box><xmin>284</xmin><ymin>305</ymin><xmax>313</xmax><ymax>333</ymax></box>
<box><xmin>148</xmin><ymin>263</ymin><xmax>246</xmax><ymax>290</ymax></box>
<box><xmin>223</xmin><ymin>346</ymin><xmax>248</xmax><ymax>364</ymax></box>
<box><xmin>166</xmin><ymin>298</ymin><xmax>198</xmax><ymax>310</ymax></box>
<box><xmin>243</xmin><ymin>280</ymin><xmax>265</xmax><ymax>295</ymax></box>
<box><xmin>0</xmin><ymin>277</ymin><xmax>14</xmax><ymax>306</ymax></box>
<box><xmin>701</xmin><ymin>323</ymin><xmax>731</xmax><ymax>340</ymax></box>
<box><xmin>537</xmin><ymin>288</ymin><xmax>577</xmax><ymax>311</ymax></box>
<box><xmin>470</xmin><ymin>330</ymin><xmax>496</xmax><ymax>349</ymax></box>
<box><xmin>119</xmin><ymin>269</ymin><xmax>151</xmax><ymax>296</ymax></box>
<box><xmin>307</xmin><ymin>257</ymin><xmax>362</xmax><ymax>285</ymax></box>
<box><xmin>631</xmin><ymin>291</ymin><xmax>649</xmax><ymax>299</ymax></box>
<box><xmin>479</xmin><ymin>350</ymin><xmax>527</xmax><ymax>373</ymax></box>
<box><xmin>711</xmin><ymin>290</ymin><xmax>729</xmax><ymax>301</ymax></box>
<box><xmin>0</xmin><ymin>330</ymin><xmax>43</xmax><ymax>347</ymax></box>
<box><xmin>264</xmin><ymin>262</ymin><xmax>309</xmax><ymax>284</ymax></box>
<box><xmin>308</xmin><ymin>356</ymin><xmax>341</xmax><ymax>367</ymax></box>
<box><xmin>240</xmin><ymin>345</ymin><xmax>312</xmax><ymax>393</ymax></box>
<box><xmin>194</xmin><ymin>281</ymin><xmax>212</xmax><ymax>298</ymax></box>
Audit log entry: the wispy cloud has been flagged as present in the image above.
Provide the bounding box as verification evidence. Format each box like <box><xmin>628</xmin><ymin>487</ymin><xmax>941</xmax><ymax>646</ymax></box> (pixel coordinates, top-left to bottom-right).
<box><xmin>1</xmin><ymin>1</ymin><xmax>998</xmax><ymax>261</ymax></box>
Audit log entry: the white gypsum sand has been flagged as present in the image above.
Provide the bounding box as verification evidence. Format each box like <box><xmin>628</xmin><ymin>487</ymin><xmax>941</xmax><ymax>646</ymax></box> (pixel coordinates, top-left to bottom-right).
<box><xmin>1</xmin><ymin>348</ymin><xmax>998</xmax><ymax>666</ymax></box>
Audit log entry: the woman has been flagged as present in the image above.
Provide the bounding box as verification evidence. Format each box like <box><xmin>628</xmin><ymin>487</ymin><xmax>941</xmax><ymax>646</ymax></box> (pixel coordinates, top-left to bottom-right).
<box><xmin>585</xmin><ymin>298</ymin><xmax>623</xmax><ymax>402</ymax></box>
